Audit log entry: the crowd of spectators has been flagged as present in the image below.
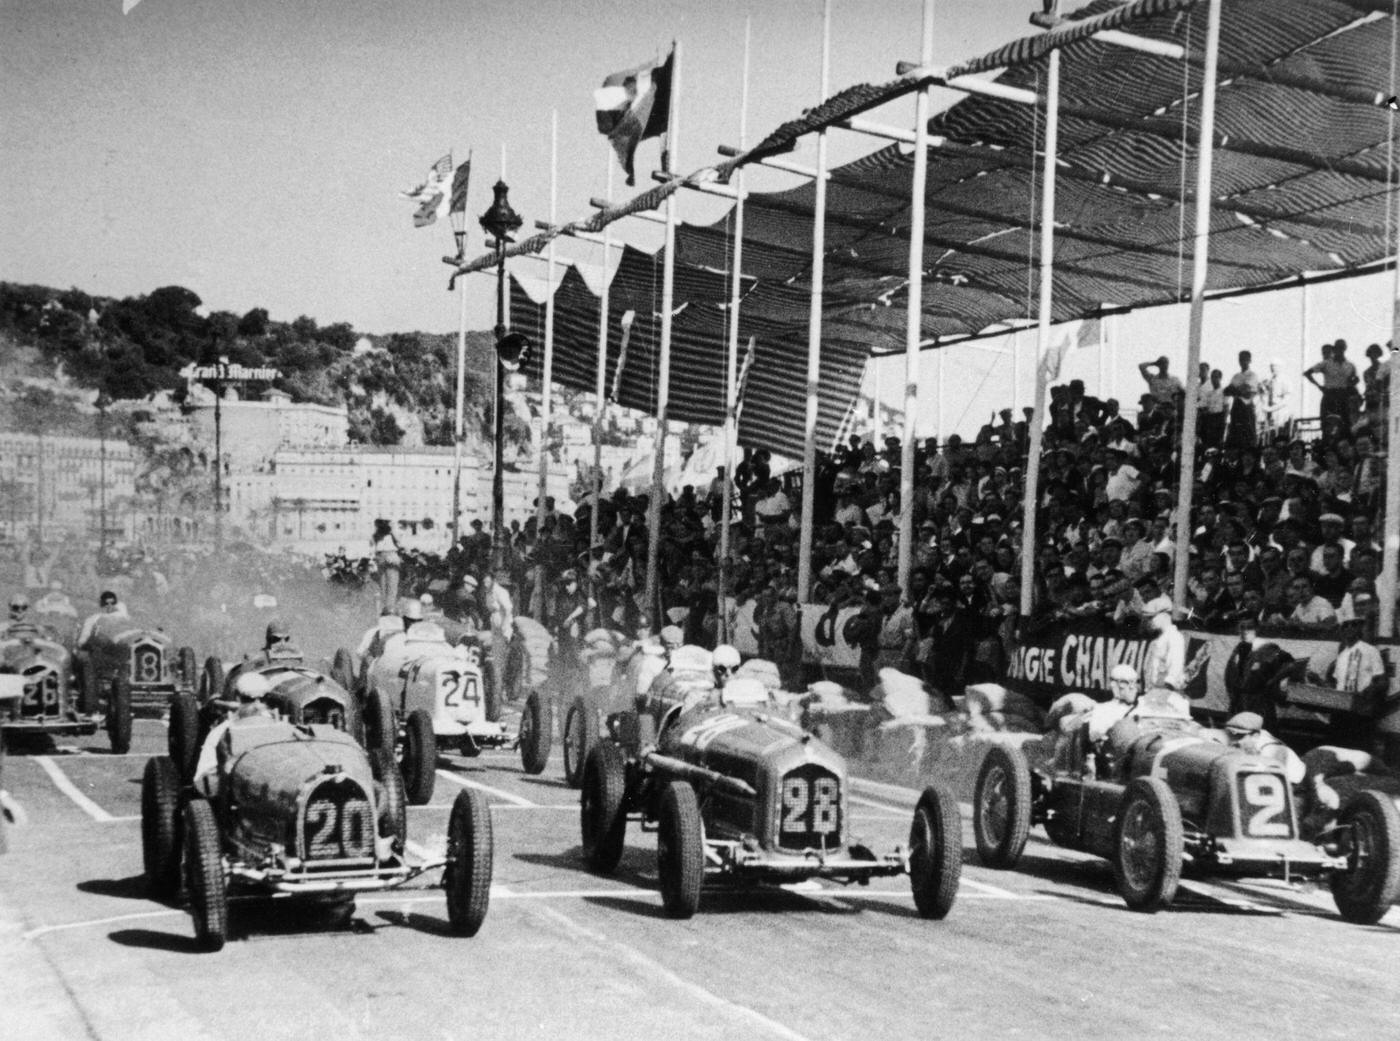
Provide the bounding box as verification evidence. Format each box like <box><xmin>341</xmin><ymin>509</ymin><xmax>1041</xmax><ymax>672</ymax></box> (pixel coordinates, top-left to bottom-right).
<box><xmin>398</xmin><ymin>337</ymin><xmax>1392</xmax><ymax>708</ymax></box>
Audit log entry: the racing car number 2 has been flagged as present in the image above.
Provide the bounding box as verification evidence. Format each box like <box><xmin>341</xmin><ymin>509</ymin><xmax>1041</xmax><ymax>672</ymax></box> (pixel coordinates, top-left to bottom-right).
<box><xmin>1237</xmin><ymin>772</ymin><xmax>1291</xmax><ymax>838</ymax></box>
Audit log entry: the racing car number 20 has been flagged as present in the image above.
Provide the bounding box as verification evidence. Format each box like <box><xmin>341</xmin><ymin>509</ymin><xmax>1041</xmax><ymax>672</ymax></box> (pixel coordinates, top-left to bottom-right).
<box><xmin>1238</xmin><ymin>772</ymin><xmax>1291</xmax><ymax>838</ymax></box>
<box><xmin>303</xmin><ymin>780</ymin><xmax>374</xmax><ymax>860</ymax></box>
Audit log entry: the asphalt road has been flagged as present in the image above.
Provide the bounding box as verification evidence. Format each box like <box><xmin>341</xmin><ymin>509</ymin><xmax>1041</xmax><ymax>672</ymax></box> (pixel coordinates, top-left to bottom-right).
<box><xmin>3</xmin><ymin>716</ymin><xmax>1397</xmax><ymax>1041</ymax></box>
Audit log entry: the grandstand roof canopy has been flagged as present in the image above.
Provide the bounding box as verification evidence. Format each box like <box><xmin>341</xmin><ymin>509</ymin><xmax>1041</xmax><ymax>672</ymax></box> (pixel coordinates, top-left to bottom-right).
<box><xmin>494</xmin><ymin>0</ymin><xmax>1400</xmax><ymax>455</ymax></box>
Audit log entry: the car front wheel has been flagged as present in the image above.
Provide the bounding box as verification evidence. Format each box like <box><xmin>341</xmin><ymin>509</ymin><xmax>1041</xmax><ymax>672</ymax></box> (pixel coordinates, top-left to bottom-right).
<box><xmin>106</xmin><ymin>675</ymin><xmax>133</xmax><ymax>755</ymax></box>
<box><xmin>518</xmin><ymin>691</ymin><xmax>552</xmax><ymax>776</ymax></box>
<box><xmin>563</xmin><ymin>696</ymin><xmax>598</xmax><ymax>789</ymax></box>
<box><xmin>657</xmin><ymin>780</ymin><xmax>704</xmax><ymax>918</ymax></box>
<box><xmin>445</xmin><ymin>787</ymin><xmax>493</xmax><ymax>936</ymax></box>
<box><xmin>183</xmin><ymin>799</ymin><xmax>228</xmax><ymax>951</ymax></box>
<box><xmin>400</xmin><ymin>709</ymin><xmax>437</xmax><ymax>806</ymax></box>
<box><xmin>141</xmin><ymin>756</ymin><xmax>183</xmax><ymax>901</ymax></box>
<box><xmin>1331</xmin><ymin>790</ymin><xmax>1400</xmax><ymax>925</ymax></box>
<box><xmin>973</xmin><ymin>744</ymin><xmax>1031</xmax><ymax>868</ymax></box>
<box><xmin>909</xmin><ymin>781</ymin><xmax>962</xmax><ymax>919</ymax></box>
<box><xmin>1114</xmin><ymin>777</ymin><xmax>1183</xmax><ymax>912</ymax></box>
<box><xmin>581</xmin><ymin>743</ymin><xmax>627</xmax><ymax>874</ymax></box>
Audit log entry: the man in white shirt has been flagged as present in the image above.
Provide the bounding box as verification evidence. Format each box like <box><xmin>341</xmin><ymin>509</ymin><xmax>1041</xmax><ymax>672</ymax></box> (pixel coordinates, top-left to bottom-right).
<box><xmin>1326</xmin><ymin>610</ymin><xmax>1385</xmax><ymax>697</ymax></box>
<box><xmin>1140</xmin><ymin>597</ymin><xmax>1189</xmax><ymax>715</ymax></box>
<box><xmin>1283</xmin><ymin>574</ymin><xmax>1338</xmax><ymax>632</ymax></box>
<box><xmin>1198</xmin><ymin>368</ymin><xmax>1227</xmax><ymax>448</ymax></box>
<box><xmin>1104</xmin><ymin>450</ymin><xmax>1142</xmax><ymax>502</ymax></box>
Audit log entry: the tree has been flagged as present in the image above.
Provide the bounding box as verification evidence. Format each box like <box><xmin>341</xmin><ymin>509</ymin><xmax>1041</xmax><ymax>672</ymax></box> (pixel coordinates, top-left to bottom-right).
<box><xmin>237</xmin><ymin>307</ymin><xmax>269</xmax><ymax>337</ymax></box>
<box><xmin>369</xmin><ymin>407</ymin><xmax>404</xmax><ymax>445</ymax></box>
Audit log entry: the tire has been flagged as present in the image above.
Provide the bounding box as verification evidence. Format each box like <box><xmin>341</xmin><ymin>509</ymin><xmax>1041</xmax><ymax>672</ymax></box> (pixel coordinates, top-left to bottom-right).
<box><xmin>563</xmin><ymin>696</ymin><xmax>599</xmax><ymax>789</ymax></box>
<box><xmin>400</xmin><ymin>709</ymin><xmax>437</xmax><ymax>806</ymax></box>
<box><xmin>177</xmin><ymin>647</ymin><xmax>198</xmax><ymax>690</ymax></box>
<box><xmin>106</xmin><ymin>674</ymin><xmax>133</xmax><ymax>755</ymax></box>
<box><xmin>79</xmin><ymin>658</ymin><xmax>102</xmax><ymax>716</ymax></box>
<box><xmin>331</xmin><ymin>647</ymin><xmax>358</xmax><ymax>692</ymax></box>
<box><xmin>909</xmin><ymin>782</ymin><xmax>962</xmax><ymax>920</ymax></box>
<box><xmin>445</xmin><ymin>787</ymin><xmax>493</xmax><ymax>936</ymax></box>
<box><xmin>141</xmin><ymin>757</ymin><xmax>183</xmax><ymax>901</ymax></box>
<box><xmin>366</xmin><ymin>688</ymin><xmax>397</xmax><ymax>763</ymax></box>
<box><xmin>502</xmin><ymin>639</ymin><xmax>525</xmax><ymax>704</ymax></box>
<box><xmin>200</xmin><ymin>656</ymin><xmax>225</xmax><ymax>704</ymax></box>
<box><xmin>183</xmin><ymin>799</ymin><xmax>228</xmax><ymax>951</ymax></box>
<box><xmin>973</xmin><ymin>744</ymin><xmax>1032</xmax><ymax>868</ymax></box>
<box><xmin>518</xmin><ymin>691</ymin><xmax>552</xmax><ymax>776</ymax></box>
<box><xmin>1331</xmin><ymin>790</ymin><xmax>1400</xmax><ymax>925</ymax></box>
<box><xmin>657</xmin><ymin>780</ymin><xmax>704</xmax><ymax>918</ymax></box>
<box><xmin>371</xmin><ymin>748</ymin><xmax>407</xmax><ymax>849</ymax></box>
<box><xmin>168</xmin><ymin>691</ymin><xmax>201</xmax><ymax>785</ymax></box>
<box><xmin>1114</xmin><ymin>777</ymin><xmax>1183</xmax><ymax>912</ymax></box>
<box><xmin>580</xmin><ymin>743</ymin><xmax>627</xmax><ymax>874</ymax></box>
<box><xmin>484</xmin><ymin>658</ymin><xmax>501</xmax><ymax>723</ymax></box>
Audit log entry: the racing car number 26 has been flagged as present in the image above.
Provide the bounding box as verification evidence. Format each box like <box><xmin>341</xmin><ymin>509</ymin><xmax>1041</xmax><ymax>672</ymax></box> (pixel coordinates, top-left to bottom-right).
<box><xmin>1237</xmin><ymin>772</ymin><xmax>1291</xmax><ymax>838</ymax></box>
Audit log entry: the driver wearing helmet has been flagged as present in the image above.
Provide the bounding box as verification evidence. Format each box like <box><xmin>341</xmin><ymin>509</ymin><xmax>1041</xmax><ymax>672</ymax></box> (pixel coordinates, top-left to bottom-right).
<box><xmin>1087</xmin><ymin>664</ymin><xmax>1141</xmax><ymax>743</ymax></box>
<box><xmin>712</xmin><ymin>644</ymin><xmax>741</xmax><ymax>690</ymax></box>
<box><xmin>253</xmin><ymin>619</ymin><xmax>302</xmax><ymax>665</ymax></box>
<box><xmin>1</xmin><ymin>595</ymin><xmax>30</xmax><ymax>635</ymax></box>
<box><xmin>194</xmin><ymin>672</ymin><xmax>276</xmax><ymax>794</ymax></box>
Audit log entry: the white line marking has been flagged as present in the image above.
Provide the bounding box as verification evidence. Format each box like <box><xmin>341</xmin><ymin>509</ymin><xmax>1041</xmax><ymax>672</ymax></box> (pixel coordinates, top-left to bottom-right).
<box><xmin>24</xmin><ymin>908</ymin><xmax>181</xmax><ymax>940</ymax></box>
<box><xmin>958</xmin><ymin>876</ymin><xmax>1026</xmax><ymax>899</ymax></box>
<box><xmin>536</xmin><ymin>904</ymin><xmax>819</xmax><ymax>1041</ymax></box>
<box><xmin>434</xmin><ymin>770</ymin><xmax>537</xmax><ymax>807</ymax></box>
<box><xmin>33</xmin><ymin>756</ymin><xmax>113</xmax><ymax>821</ymax></box>
<box><xmin>104</xmin><ymin>815</ymin><xmax>141</xmax><ymax>823</ymax></box>
<box><xmin>409</xmin><ymin>802</ymin><xmax>576</xmax><ymax>811</ymax></box>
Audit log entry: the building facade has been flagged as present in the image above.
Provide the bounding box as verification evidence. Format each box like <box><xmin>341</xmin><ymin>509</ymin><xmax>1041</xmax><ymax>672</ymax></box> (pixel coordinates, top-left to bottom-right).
<box><xmin>0</xmin><ymin>431</ymin><xmax>136</xmax><ymax>543</ymax></box>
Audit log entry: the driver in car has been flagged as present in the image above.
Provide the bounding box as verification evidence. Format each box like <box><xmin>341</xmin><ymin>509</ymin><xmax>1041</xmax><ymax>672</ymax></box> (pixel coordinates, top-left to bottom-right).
<box><xmin>1</xmin><ymin>595</ymin><xmax>30</xmax><ymax>635</ymax></box>
<box><xmin>194</xmin><ymin>672</ymin><xmax>277</xmax><ymax>796</ymax></box>
<box><xmin>250</xmin><ymin>620</ymin><xmax>302</xmax><ymax>665</ymax></box>
<box><xmin>77</xmin><ymin>591</ymin><xmax>128</xmax><ymax>648</ymax></box>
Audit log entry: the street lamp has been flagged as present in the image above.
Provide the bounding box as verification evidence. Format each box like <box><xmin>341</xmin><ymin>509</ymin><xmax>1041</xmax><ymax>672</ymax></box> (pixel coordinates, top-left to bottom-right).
<box><xmin>478</xmin><ymin>180</ymin><xmax>530</xmax><ymax>573</ymax></box>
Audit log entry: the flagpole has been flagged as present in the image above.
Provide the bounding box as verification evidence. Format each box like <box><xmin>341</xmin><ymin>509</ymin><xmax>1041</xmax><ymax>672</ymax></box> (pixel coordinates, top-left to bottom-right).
<box><xmin>452</xmin><ymin>245</ymin><xmax>468</xmax><ymax>547</ymax></box>
<box><xmin>644</xmin><ymin>39</ymin><xmax>680</xmax><ymax>632</ymax></box>
<box><xmin>719</xmin><ymin>18</ymin><xmax>750</xmax><ymax>646</ymax></box>
<box><xmin>899</xmin><ymin>0</ymin><xmax>934</xmax><ymax>594</ymax></box>
<box><xmin>591</xmin><ymin>160</ymin><xmax>613</xmax><ymax>627</ymax></box>
<box><xmin>1019</xmin><ymin>27</ymin><xmax>1062</xmax><ymax>619</ymax></box>
<box><xmin>796</xmin><ymin>1</ymin><xmax>831</xmax><ymax>604</ymax></box>
<box><xmin>535</xmin><ymin>111</ymin><xmax>558</xmax><ymax>619</ymax></box>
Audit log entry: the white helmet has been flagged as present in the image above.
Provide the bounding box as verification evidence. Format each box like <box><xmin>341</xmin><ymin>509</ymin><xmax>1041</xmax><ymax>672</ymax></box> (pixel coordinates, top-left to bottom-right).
<box><xmin>713</xmin><ymin>644</ymin><xmax>741</xmax><ymax>670</ymax></box>
<box><xmin>234</xmin><ymin>672</ymin><xmax>272</xmax><ymax>700</ymax></box>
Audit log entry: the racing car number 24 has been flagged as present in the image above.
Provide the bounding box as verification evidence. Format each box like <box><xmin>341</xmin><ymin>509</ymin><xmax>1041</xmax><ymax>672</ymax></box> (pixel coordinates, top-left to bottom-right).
<box><xmin>441</xmin><ymin>670</ymin><xmax>481</xmax><ymax>709</ymax></box>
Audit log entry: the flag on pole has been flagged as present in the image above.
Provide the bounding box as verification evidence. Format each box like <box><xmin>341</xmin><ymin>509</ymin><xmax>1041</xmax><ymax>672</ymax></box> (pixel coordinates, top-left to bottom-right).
<box><xmin>400</xmin><ymin>153</ymin><xmax>452</xmax><ymax>227</ymax></box>
<box><xmin>609</xmin><ymin>311</ymin><xmax>636</xmax><ymax>403</ymax></box>
<box><xmin>448</xmin><ymin>156</ymin><xmax>472</xmax><ymax>216</ymax></box>
<box><xmin>734</xmin><ymin>337</ymin><xmax>757</xmax><ymax>422</ymax></box>
<box><xmin>594</xmin><ymin>48</ymin><xmax>673</xmax><ymax>186</ymax></box>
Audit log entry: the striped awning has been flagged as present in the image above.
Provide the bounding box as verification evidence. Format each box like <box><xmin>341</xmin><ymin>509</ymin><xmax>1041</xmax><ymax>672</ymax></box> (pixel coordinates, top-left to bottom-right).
<box><xmin>496</xmin><ymin>0</ymin><xmax>1400</xmax><ymax>452</ymax></box>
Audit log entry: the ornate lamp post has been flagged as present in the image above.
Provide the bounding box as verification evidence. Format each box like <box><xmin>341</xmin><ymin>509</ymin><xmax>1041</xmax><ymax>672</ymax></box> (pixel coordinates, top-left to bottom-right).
<box><xmin>478</xmin><ymin>180</ymin><xmax>530</xmax><ymax>573</ymax></box>
<box><xmin>95</xmin><ymin>390</ymin><xmax>111</xmax><ymax>558</ymax></box>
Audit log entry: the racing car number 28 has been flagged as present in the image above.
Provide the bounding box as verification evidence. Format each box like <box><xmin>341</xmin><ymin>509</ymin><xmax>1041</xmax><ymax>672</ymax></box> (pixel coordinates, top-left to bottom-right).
<box><xmin>1237</xmin><ymin>772</ymin><xmax>1292</xmax><ymax>838</ymax></box>
<box><xmin>779</xmin><ymin>764</ymin><xmax>842</xmax><ymax>845</ymax></box>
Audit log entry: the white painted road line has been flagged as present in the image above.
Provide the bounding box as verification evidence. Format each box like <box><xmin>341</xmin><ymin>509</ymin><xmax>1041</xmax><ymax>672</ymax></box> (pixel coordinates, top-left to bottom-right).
<box><xmin>33</xmin><ymin>756</ymin><xmax>113</xmax><ymax>822</ymax></box>
<box><xmin>434</xmin><ymin>769</ymin><xmax>537</xmax><ymax>807</ymax></box>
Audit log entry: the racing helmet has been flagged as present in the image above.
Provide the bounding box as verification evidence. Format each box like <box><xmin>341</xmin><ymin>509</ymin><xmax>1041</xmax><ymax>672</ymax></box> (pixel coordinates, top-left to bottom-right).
<box><xmin>659</xmin><ymin>625</ymin><xmax>684</xmax><ymax>650</ymax></box>
<box><xmin>8</xmin><ymin>595</ymin><xmax>29</xmax><ymax>618</ymax></box>
<box><xmin>401</xmin><ymin>599</ymin><xmax>424</xmax><ymax>623</ymax></box>
<box><xmin>264</xmin><ymin>620</ymin><xmax>292</xmax><ymax>647</ymax></box>
<box><xmin>234</xmin><ymin>672</ymin><xmax>272</xmax><ymax>701</ymax></box>
<box><xmin>1107</xmin><ymin>664</ymin><xmax>1139</xmax><ymax>704</ymax></box>
<box><xmin>713</xmin><ymin>645</ymin><xmax>741</xmax><ymax>670</ymax></box>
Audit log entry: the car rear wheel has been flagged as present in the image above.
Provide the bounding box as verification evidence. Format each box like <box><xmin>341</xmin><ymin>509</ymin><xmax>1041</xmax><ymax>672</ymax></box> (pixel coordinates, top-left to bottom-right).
<box><xmin>199</xmin><ymin>657</ymin><xmax>224</xmax><ymax>703</ymax></box>
<box><xmin>518</xmin><ymin>691</ymin><xmax>552</xmax><ymax>776</ymax></box>
<box><xmin>330</xmin><ymin>647</ymin><xmax>358</xmax><ymax>693</ymax></box>
<box><xmin>1114</xmin><ymin>777</ymin><xmax>1183</xmax><ymax>912</ymax></box>
<box><xmin>106</xmin><ymin>674</ymin><xmax>133</xmax><ymax>755</ymax></box>
<box><xmin>177</xmin><ymin>647</ymin><xmax>198</xmax><ymax>691</ymax></box>
<box><xmin>973</xmin><ymin>744</ymin><xmax>1032</xmax><ymax>868</ymax></box>
<box><xmin>400</xmin><ymin>709</ymin><xmax>437</xmax><ymax>806</ymax></box>
<box><xmin>183</xmin><ymin>798</ymin><xmax>227</xmax><ymax>951</ymax></box>
<box><xmin>563</xmin><ymin>696</ymin><xmax>598</xmax><ymax>789</ymax></box>
<box><xmin>445</xmin><ymin>786</ymin><xmax>493</xmax><ymax>936</ymax></box>
<box><xmin>371</xmin><ymin>748</ymin><xmax>407</xmax><ymax>849</ymax></box>
<box><xmin>167</xmin><ymin>691</ymin><xmax>201</xmax><ymax>784</ymax></box>
<box><xmin>1331</xmin><ymin>790</ymin><xmax>1400</xmax><ymax>925</ymax></box>
<box><xmin>909</xmin><ymin>782</ymin><xmax>962</xmax><ymax>919</ymax></box>
<box><xmin>141</xmin><ymin>756</ymin><xmax>183</xmax><ymax>901</ymax></box>
<box><xmin>581</xmin><ymin>743</ymin><xmax>627</xmax><ymax>874</ymax></box>
<box><xmin>657</xmin><ymin>780</ymin><xmax>704</xmax><ymax>918</ymax></box>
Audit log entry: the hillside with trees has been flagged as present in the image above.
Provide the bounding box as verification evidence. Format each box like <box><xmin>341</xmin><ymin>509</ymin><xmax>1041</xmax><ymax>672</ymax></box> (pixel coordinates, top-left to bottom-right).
<box><xmin>0</xmin><ymin>280</ymin><xmax>511</xmax><ymax>446</ymax></box>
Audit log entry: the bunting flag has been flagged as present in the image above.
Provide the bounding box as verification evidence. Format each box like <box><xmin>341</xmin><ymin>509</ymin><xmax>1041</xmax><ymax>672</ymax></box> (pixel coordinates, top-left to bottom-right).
<box><xmin>733</xmin><ymin>336</ymin><xmax>757</xmax><ymax>422</ymax></box>
<box><xmin>448</xmin><ymin>156</ymin><xmax>472</xmax><ymax>216</ymax></box>
<box><xmin>400</xmin><ymin>153</ymin><xmax>452</xmax><ymax>227</ymax></box>
<box><xmin>609</xmin><ymin>311</ymin><xmax>637</xmax><ymax>403</ymax></box>
<box><xmin>594</xmin><ymin>48</ymin><xmax>673</xmax><ymax>186</ymax></box>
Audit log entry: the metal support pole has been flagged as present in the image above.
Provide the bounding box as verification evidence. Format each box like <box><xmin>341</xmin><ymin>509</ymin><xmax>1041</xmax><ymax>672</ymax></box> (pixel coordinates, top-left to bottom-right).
<box><xmin>1171</xmin><ymin>0</ymin><xmax>1223</xmax><ymax>614</ymax></box>
<box><xmin>536</xmin><ymin>110</ymin><xmax>558</xmax><ymax>619</ymax></box>
<box><xmin>719</xmin><ymin>18</ymin><xmax>751</xmax><ymax>645</ymax></box>
<box><xmin>214</xmin><ymin>385</ymin><xmax>223</xmax><ymax>551</ymax></box>
<box><xmin>591</xmin><ymin>161</ymin><xmax>614</xmax><ymax>627</ymax></box>
<box><xmin>644</xmin><ymin>40</ymin><xmax>681</xmax><ymax>629</ymax></box>
<box><xmin>98</xmin><ymin>399</ymin><xmax>108</xmax><ymax>557</ymax></box>
<box><xmin>898</xmin><ymin>0</ymin><xmax>935</xmax><ymax>592</ymax></box>
<box><xmin>1018</xmin><ymin>46</ymin><xmax>1062</xmax><ymax>618</ymax></box>
<box><xmin>491</xmin><ymin>240</ymin><xmax>507</xmax><ymax>574</ymax></box>
<box><xmin>796</xmin><ymin>3</ymin><xmax>832</xmax><ymax>603</ymax></box>
<box><xmin>451</xmin><ymin>262</ymin><xmax>468</xmax><ymax>546</ymax></box>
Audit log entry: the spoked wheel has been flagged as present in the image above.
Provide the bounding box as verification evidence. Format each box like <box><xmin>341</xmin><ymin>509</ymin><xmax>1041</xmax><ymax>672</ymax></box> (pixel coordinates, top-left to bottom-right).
<box><xmin>518</xmin><ymin>691</ymin><xmax>552</xmax><ymax>776</ymax></box>
<box><xmin>141</xmin><ymin>756</ymin><xmax>183</xmax><ymax>901</ymax></box>
<box><xmin>563</xmin><ymin>695</ymin><xmax>598</xmax><ymax>789</ymax></box>
<box><xmin>183</xmin><ymin>798</ymin><xmax>228</xmax><ymax>951</ymax></box>
<box><xmin>106</xmin><ymin>675</ymin><xmax>133</xmax><ymax>755</ymax></box>
<box><xmin>909</xmin><ymin>782</ymin><xmax>962</xmax><ymax>920</ymax></box>
<box><xmin>400</xmin><ymin>709</ymin><xmax>437</xmax><ymax>806</ymax></box>
<box><xmin>580</xmin><ymin>743</ymin><xmax>627</xmax><ymax>874</ymax></box>
<box><xmin>444</xmin><ymin>787</ymin><xmax>494</xmax><ymax>936</ymax></box>
<box><xmin>972</xmin><ymin>744</ymin><xmax>1032</xmax><ymax>868</ymax></box>
<box><xmin>1114</xmin><ymin>777</ymin><xmax>1183</xmax><ymax>912</ymax></box>
<box><xmin>657</xmin><ymin>780</ymin><xmax>704</xmax><ymax>918</ymax></box>
<box><xmin>1331</xmin><ymin>790</ymin><xmax>1400</xmax><ymax>925</ymax></box>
